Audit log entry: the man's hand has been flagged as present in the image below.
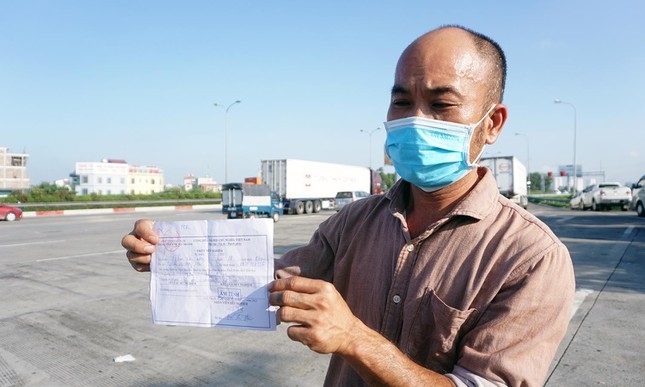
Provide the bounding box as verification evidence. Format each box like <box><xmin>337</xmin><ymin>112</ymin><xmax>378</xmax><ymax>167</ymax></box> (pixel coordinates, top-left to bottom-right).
<box><xmin>269</xmin><ymin>276</ymin><xmax>455</xmax><ymax>386</ymax></box>
<box><xmin>268</xmin><ymin>276</ymin><xmax>362</xmax><ymax>355</ymax></box>
<box><xmin>121</xmin><ymin>219</ymin><xmax>158</xmax><ymax>272</ymax></box>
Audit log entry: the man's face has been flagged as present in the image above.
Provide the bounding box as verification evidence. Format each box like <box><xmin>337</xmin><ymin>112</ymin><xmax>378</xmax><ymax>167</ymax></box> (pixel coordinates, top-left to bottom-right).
<box><xmin>387</xmin><ymin>28</ymin><xmax>495</xmax><ymax>163</ymax></box>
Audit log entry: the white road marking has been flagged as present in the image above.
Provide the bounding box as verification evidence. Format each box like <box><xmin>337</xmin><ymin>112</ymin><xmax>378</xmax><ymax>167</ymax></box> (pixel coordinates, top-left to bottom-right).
<box><xmin>36</xmin><ymin>249</ymin><xmax>124</xmax><ymax>262</ymax></box>
<box><xmin>571</xmin><ymin>288</ymin><xmax>594</xmax><ymax>319</ymax></box>
<box><xmin>0</xmin><ymin>239</ymin><xmax>67</xmax><ymax>248</ymax></box>
<box><xmin>557</xmin><ymin>216</ymin><xmax>574</xmax><ymax>223</ymax></box>
<box><xmin>624</xmin><ymin>226</ymin><xmax>635</xmax><ymax>235</ymax></box>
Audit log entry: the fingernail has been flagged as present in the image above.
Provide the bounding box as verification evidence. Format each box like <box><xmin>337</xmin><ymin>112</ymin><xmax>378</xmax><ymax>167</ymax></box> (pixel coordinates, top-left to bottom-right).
<box><xmin>144</xmin><ymin>245</ymin><xmax>155</xmax><ymax>253</ymax></box>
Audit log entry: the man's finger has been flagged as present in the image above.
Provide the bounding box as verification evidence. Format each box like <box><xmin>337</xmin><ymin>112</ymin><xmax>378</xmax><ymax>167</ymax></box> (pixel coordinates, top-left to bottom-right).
<box><xmin>269</xmin><ymin>289</ymin><xmax>312</xmax><ymax>308</ymax></box>
<box><xmin>121</xmin><ymin>234</ymin><xmax>156</xmax><ymax>255</ymax></box>
<box><xmin>133</xmin><ymin>219</ymin><xmax>159</xmax><ymax>244</ymax></box>
<box><xmin>276</xmin><ymin>305</ymin><xmax>316</xmax><ymax>326</ymax></box>
<box><xmin>129</xmin><ymin>261</ymin><xmax>150</xmax><ymax>272</ymax></box>
<box><xmin>285</xmin><ymin>324</ymin><xmax>313</xmax><ymax>347</ymax></box>
<box><xmin>126</xmin><ymin>250</ymin><xmax>152</xmax><ymax>265</ymax></box>
<box><xmin>268</xmin><ymin>276</ymin><xmax>326</xmax><ymax>294</ymax></box>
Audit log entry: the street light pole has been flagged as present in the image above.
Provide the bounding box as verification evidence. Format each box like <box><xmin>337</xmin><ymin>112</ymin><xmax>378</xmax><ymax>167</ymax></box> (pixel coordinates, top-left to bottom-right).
<box><xmin>554</xmin><ymin>99</ymin><xmax>577</xmax><ymax>194</ymax></box>
<box><xmin>360</xmin><ymin>127</ymin><xmax>381</xmax><ymax>169</ymax></box>
<box><xmin>214</xmin><ymin>100</ymin><xmax>241</xmax><ymax>183</ymax></box>
<box><xmin>514</xmin><ymin>132</ymin><xmax>530</xmax><ymax>192</ymax></box>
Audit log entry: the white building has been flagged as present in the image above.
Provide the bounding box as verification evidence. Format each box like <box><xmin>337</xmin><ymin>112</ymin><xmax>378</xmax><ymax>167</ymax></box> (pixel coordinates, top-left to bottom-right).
<box><xmin>73</xmin><ymin>159</ymin><xmax>164</xmax><ymax>195</ymax></box>
<box><xmin>183</xmin><ymin>174</ymin><xmax>220</xmax><ymax>192</ymax></box>
<box><xmin>128</xmin><ymin>164</ymin><xmax>164</xmax><ymax>195</ymax></box>
<box><xmin>0</xmin><ymin>147</ymin><xmax>29</xmax><ymax>195</ymax></box>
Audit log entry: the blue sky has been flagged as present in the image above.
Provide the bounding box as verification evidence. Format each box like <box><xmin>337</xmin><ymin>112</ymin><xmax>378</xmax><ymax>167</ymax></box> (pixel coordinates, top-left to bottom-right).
<box><xmin>2</xmin><ymin>1</ymin><xmax>644</xmax><ymax>186</ymax></box>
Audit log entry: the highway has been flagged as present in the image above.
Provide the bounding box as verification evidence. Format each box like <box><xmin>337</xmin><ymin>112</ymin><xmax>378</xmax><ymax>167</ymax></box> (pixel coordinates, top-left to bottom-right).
<box><xmin>0</xmin><ymin>204</ymin><xmax>643</xmax><ymax>386</ymax></box>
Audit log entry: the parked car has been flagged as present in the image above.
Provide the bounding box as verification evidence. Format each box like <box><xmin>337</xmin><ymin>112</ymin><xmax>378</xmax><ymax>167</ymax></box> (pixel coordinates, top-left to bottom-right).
<box><xmin>570</xmin><ymin>192</ymin><xmax>585</xmax><ymax>210</ymax></box>
<box><xmin>335</xmin><ymin>191</ymin><xmax>370</xmax><ymax>211</ymax></box>
<box><xmin>576</xmin><ymin>183</ymin><xmax>632</xmax><ymax>211</ymax></box>
<box><xmin>634</xmin><ymin>187</ymin><xmax>645</xmax><ymax>217</ymax></box>
<box><xmin>630</xmin><ymin>174</ymin><xmax>645</xmax><ymax>210</ymax></box>
<box><xmin>0</xmin><ymin>204</ymin><xmax>23</xmax><ymax>221</ymax></box>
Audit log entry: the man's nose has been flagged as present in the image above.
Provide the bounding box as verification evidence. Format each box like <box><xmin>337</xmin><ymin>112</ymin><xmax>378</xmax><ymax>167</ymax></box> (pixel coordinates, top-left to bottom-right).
<box><xmin>410</xmin><ymin>103</ymin><xmax>434</xmax><ymax>119</ymax></box>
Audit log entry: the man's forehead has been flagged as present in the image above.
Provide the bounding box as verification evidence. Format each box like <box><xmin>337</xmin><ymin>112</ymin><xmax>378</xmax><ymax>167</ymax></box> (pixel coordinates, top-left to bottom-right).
<box><xmin>400</xmin><ymin>29</ymin><xmax>479</xmax><ymax>69</ymax></box>
<box><xmin>394</xmin><ymin>30</ymin><xmax>489</xmax><ymax>92</ymax></box>
<box><xmin>413</xmin><ymin>26</ymin><xmax>475</xmax><ymax>49</ymax></box>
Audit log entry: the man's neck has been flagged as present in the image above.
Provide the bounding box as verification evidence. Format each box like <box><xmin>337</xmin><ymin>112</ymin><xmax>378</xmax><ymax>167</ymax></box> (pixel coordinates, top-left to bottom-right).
<box><xmin>405</xmin><ymin>169</ymin><xmax>480</xmax><ymax>238</ymax></box>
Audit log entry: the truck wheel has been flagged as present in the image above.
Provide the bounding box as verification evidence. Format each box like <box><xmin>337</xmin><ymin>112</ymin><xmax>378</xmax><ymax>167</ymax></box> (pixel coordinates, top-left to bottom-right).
<box><xmin>313</xmin><ymin>200</ymin><xmax>322</xmax><ymax>213</ymax></box>
<box><xmin>272</xmin><ymin>212</ymin><xmax>280</xmax><ymax>222</ymax></box>
<box><xmin>592</xmin><ymin>200</ymin><xmax>599</xmax><ymax>211</ymax></box>
<box><xmin>295</xmin><ymin>201</ymin><xmax>305</xmax><ymax>215</ymax></box>
<box><xmin>637</xmin><ymin>202</ymin><xmax>645</xmax><ymax>217</ymax></box>
<box><xmin>305</xmin><ymin>200</ymin><xmax>314</xmax><ymax>214</ymax></box>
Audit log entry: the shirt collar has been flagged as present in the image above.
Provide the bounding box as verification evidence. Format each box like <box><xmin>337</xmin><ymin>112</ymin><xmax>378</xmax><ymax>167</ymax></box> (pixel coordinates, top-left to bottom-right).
<box><xmin>385</xmin><ymin>167</ymin><xmax>499</xmax><ymax>221</ymax></box>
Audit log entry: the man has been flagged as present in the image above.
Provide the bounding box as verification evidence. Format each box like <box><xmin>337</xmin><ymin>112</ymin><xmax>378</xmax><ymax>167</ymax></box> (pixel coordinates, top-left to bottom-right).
<box><xmin>123</xmin><ymin>25</ymin><xmax>575</xmax><ymax>386</ymax></box>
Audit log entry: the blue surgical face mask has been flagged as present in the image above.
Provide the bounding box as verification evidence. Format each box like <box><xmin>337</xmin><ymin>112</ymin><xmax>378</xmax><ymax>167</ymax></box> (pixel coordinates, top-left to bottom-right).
<box><xmin>384</xmin><ymin>105</ymin><xmax>495</xmax><ymax>191</ymax></box>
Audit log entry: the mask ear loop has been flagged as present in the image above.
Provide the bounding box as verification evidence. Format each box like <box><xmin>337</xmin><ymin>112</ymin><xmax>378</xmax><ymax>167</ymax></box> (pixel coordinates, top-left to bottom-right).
<box><xmin>466</xmin><ymin>104</ymin><xmax>497</xmax><ymax>167</ymax></box>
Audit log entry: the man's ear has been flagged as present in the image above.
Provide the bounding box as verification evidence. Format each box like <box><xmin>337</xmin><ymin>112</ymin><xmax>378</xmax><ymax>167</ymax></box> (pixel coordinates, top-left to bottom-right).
<box><xmin>485</xmin><ymin>104</ymin><xmax>508</xmax><ymax>145</ymax></box>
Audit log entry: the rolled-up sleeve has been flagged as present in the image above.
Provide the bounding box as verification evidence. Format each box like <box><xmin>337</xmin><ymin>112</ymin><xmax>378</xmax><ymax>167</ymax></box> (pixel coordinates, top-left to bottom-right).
<box><xmin>446</xmin><ymin>365</ymin><xmax>508</xmax><ymax>386</ymax></box>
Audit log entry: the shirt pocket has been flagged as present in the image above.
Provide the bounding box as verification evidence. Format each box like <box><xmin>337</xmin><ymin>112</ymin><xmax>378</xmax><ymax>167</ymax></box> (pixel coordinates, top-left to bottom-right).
<box><xmin>404</xmin><ymin>288</ymin><xmax>478</xmax><ymax>373</ymax></box>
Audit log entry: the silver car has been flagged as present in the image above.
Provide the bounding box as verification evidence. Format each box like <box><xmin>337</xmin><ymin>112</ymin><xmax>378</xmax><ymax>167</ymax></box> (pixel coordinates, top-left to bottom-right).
<box><xmin>570</xmin><ymin>193</ymin><xmax>585</xmax><ymax>210</ymax></box>
<box><xmin>634</xmin><ymin>186</ymin><xmax>645</xmax><ymax>217</ymax></box>
<box><xmin>335</xmin><ymin>191</ymin><xmax>370</xmax><ymax>211</ymax></box>
<box><xmin>630</xmin><ymin>174</ymin><xmax>645</xmax><ymax>210</ymax></box>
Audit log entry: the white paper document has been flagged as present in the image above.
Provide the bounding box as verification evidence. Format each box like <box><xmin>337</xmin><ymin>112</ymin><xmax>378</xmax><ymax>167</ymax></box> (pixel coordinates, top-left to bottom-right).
<box><xmin>150</xmin><ymin>219</ymin><xmax>276</xmax><ymax>331</ymax></box>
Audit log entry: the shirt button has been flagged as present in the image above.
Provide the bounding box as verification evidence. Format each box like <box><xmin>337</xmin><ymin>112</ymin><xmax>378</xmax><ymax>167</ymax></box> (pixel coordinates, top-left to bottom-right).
<box><xmin>393</xmin><ymin>295</ymin><xmax>402</xmax><ymax>304</ymax></box>
<box><xmin>406</xmin><ymin>244</ymin><xmax>414</xmax><ymax>252</ymax></box>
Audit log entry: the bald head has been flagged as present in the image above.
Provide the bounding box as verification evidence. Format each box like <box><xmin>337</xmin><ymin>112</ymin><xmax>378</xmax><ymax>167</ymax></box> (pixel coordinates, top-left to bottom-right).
<box><xmin>404</xmin><ymin>25</ymin><xmax>507</xmax><ymax>109</ymax></box>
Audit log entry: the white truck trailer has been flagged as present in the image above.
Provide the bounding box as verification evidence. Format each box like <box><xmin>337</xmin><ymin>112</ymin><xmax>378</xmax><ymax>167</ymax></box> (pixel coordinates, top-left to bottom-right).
<box><xmin>479</xmin><ymin>156</ymin><xmax>529</xmax><ymax>209</ymax></box>
<box><xmin>260</xmin><ymin>159</ymin><xmax>374</xmax><ymax>215</ymax></box>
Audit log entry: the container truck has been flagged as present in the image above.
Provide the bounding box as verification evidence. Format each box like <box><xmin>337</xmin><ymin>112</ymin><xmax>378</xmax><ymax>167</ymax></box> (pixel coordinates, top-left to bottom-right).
<box><xmin>479</xmin><ymin>156</ymin><xmax>528</xmax><ymax>209</ymax></box>
<box><xmin>260</xmin><ymin>159</ymin><xmax>381</xmax><ymax>215</ymax></box>
<box><xmin>221</xmin><ymin>183</ymin><xmax>283</xmax><ymax>222</ymax></box>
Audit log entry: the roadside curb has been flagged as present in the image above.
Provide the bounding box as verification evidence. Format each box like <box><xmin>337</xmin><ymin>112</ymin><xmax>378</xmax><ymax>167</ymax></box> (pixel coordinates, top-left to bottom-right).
<box><xmin>22</xmin><ymin>204</ymin><xmax>222</xmax><ymax>218</ymax></box>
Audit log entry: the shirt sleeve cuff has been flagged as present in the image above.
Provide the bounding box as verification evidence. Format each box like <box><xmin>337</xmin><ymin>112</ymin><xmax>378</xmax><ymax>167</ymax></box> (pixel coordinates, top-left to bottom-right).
<box><xmin>445</xmin><ymin>365</ymin><xmax>507</xmax><ymax>387</ymax></box>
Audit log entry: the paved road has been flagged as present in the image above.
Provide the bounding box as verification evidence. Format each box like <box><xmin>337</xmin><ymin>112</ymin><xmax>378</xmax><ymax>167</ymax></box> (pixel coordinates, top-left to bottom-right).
<box><xmin>0</xmin><ymin>204</ymin><xmax>643</xmax><ymax>386</ymax></box>
<box><xmin>537</xmin><ymin>207</ymin><xmax>645</xmax><ymax>386</ymax></box>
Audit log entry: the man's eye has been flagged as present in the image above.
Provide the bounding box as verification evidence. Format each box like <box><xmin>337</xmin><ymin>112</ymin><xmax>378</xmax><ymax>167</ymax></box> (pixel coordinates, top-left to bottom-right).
<box><xmin>431</xmin><ymin>102</ymin><xmax>454</xmax><ymax>109</ymax></box>
<box><xmin>391</xmin><ymin>99</ymin><xmax>410</xmax><ymax>107</ymax></box>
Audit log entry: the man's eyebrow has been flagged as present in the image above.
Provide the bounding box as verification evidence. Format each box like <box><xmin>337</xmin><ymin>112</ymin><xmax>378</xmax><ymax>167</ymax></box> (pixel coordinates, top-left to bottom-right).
<box><xmin>391</xmin><ymin>85</ymin><xmax>408</xmax><ymax>95</ymax></box>
<box><xmin>390</xmin><ymin>84</ymin><xmax>464</xmax><ymax>98</ymax></box>
<box><xmin>428</xmin><ymin>85</ymin><xmax>462</xmax><ymax>97</ymax></box>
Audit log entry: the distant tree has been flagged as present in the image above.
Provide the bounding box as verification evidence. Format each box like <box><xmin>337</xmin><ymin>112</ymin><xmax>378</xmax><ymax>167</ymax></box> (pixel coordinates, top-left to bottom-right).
<box><xmin>379</xmin><ymin>168</ymin><xmax>396</xmax><ymax>191</ymax></box>
<box><xmin>10</xmin><ymin>182</ymin><xmax>75</xmax><ymax>202</ymax></box>
<box><xmin>544</xmin><ymin>175</ymin><xmax>553</xmax><ymax>192</ymax></box>
<box><xmin>529</xmin><ymin>172</ymin><xmax>542</xmax><ymax>193</ymax></box>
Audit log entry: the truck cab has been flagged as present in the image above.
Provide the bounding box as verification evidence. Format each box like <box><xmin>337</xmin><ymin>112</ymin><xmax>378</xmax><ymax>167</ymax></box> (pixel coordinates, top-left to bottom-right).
<box><xmin>221</xmin><ymin>183</ymin><xmax>283</xmax><ymax>222</ymax></box>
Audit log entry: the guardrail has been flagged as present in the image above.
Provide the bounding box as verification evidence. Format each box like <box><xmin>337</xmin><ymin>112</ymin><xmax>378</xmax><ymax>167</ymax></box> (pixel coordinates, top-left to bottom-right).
<box><xmin>13</xmin><ymin>199</ymin><xmax>221</xmax><ymax>212</ymax></box>
<box><xmin>21</xmin><ymin>203</ymin><xmax>222</xmax><ymax>218</ymax></box>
